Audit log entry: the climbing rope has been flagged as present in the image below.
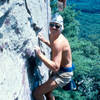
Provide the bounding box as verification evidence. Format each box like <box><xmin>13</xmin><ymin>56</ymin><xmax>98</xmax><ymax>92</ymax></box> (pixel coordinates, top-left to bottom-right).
<box><xmin>46</xmin><ymin>0</ymin><xmax>49</xmax><ymax>35</ymax></box>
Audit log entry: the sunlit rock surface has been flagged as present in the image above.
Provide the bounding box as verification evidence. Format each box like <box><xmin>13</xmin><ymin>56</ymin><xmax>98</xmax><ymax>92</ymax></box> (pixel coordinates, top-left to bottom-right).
<box><xmin>0</xmin><ymin>0</ymin><xmax>51</xmax><ymax>100</ymax></box>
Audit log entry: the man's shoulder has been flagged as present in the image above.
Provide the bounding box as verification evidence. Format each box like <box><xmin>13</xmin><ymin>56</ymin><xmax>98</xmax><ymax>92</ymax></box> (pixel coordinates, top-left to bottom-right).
<box><xmin>59</xmin><ymin>34</ymin><xmax>68</xmax><ymax>42</ymax></box>
<box><xmin>59</xmin><ymin>35</ymin><xmax>70</xmax><ymax>47</ymax></box>
<box><xmin>53</xmin><ymin>39</ymin><xmax>64</xmax><ymax>50</ymax></box>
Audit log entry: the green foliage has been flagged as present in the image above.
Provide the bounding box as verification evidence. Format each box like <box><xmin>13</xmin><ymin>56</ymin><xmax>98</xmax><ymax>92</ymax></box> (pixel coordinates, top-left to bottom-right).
<box><xmin>50</xmin><ymin>1</ymin><xmax>100</xmax><ymax>99</ymax></box>
<box><xmin>70</xmin><ymin>37</ymin><xmax>100</xmax><ymax>99</ymax></box>
<box><xmin>70</xmin><ymin>38</ymin><xmax>99</xmax><ymax>59</ymax></box>
<box><xmin>53</xmin><ymin>88</ymin><xmax>85</xmax><ymax>100</ymax></box>
<box><xmin>87</xmin><ymin>34</ymin><xmax>100</xmax><ymax>53</ymax></box>
<box><xmin>60</xmin><ymin>7</ymin><xmax>80</xmax><ymax>37</ymax></box>
<box><xmin>90</xmin><ymin>66</ymin><xmax>100</xmax><ymax>91</ymax></box>
<box><xmin>50</xmin><ymin>0</ymin><xmax>58</xmax><ymax>14</ymax></box>
<box><xmin>77</xmin><ymin>12</ymin><xmax>100</xmax><ymax>38</ymax></box>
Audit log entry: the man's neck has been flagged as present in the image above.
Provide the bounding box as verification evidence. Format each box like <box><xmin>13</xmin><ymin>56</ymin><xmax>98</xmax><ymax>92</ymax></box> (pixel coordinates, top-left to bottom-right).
<box><xmin>50</xmin><ymin>32</ymin><xmax>61</xmax><ymax>43</ymax></box>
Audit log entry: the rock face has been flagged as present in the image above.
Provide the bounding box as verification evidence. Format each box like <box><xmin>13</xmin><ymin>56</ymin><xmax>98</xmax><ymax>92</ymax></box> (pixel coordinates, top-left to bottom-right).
<box><xmin>68</xmin><ymin>0</ymin><xmax>100</xmax><ymax>13</ymax></box>
<box><xmin>0</xmin><ymin>0</ymin><xmax>51</xmax><ymax>100</ymax></box>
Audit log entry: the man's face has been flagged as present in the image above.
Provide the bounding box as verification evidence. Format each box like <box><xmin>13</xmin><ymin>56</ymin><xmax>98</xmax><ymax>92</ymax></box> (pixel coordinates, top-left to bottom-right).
<box><xmin>49</xmin><ymin>22</ymin><xmax>61</xmax><ymax>33</ymax></box>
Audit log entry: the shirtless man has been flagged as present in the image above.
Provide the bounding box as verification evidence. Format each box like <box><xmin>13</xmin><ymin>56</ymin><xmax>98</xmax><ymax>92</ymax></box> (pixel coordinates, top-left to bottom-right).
<box><xmin>58</xmin><ymin>0</ymin><xmax>67</xmax><ymax>11</ymax></box>
<box><xmin>33</xmin><ymin>13</ymin><xmax>73</xmax><ymax>100</ymax></box>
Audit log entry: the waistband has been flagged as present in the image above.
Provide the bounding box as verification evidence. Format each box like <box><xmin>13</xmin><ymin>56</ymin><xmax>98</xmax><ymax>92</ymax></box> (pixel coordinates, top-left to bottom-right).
<box><xmin>60</xmin><ymin>64</ymin><xmax>75</xmax><ymax>72</ymax></box>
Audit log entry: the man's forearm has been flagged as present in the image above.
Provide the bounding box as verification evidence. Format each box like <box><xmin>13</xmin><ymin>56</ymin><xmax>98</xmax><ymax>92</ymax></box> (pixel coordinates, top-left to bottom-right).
<box><xmin>38</xmin><ymin>52</ymin><xmax>58</xmax><ymax>72</ymax></box>
<box><xmin>43</xmin><ymin>40</ymin><xmax>51</xmax><ymax>48</ymax></box>
<box><xmin>38</xmin><ymin>33</ymin><xmax>51</xmax><ymax>48</ymax></box>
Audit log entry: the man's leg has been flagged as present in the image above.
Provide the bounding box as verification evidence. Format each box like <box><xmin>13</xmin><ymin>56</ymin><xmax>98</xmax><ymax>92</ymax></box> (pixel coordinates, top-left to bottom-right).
<box><xmin>45</xmin><ymin>91</ymin><xmax>55</xmax><ymax>100</ymax></box>
<box><xmin>33</xmin><ymin>78</ymin><xmax>58</xmax><ymax>100</ymax></box>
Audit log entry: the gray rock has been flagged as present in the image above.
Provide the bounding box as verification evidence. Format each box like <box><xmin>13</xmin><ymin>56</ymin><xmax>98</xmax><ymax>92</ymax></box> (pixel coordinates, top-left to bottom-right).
<box><xmin>0</xmin><ymin>0</ymin><xmax>51</xmax><ymax>100</ymax></box>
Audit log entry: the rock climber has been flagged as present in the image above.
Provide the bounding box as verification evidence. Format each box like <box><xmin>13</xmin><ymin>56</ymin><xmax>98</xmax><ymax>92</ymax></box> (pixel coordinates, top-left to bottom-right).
<box><xmin>58</xmin><ymin>0</ymin><xmax>67</xmax><ymax>11</ymax></box>
<box><xmin>33</xmin><ymin>13</ymin><xmax>74</xmax><ymax>100</ymax></box>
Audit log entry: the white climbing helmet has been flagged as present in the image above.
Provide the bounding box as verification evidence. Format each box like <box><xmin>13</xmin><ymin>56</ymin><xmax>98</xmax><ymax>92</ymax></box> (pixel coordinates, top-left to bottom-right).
<box><xmin>50</xmin><ymin>13</ymin><xmax>64</xmax><ymax>31</ymax></box>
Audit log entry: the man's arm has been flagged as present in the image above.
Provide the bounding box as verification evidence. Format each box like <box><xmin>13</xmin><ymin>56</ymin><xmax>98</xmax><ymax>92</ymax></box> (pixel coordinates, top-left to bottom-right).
<box><xmin>35</xmin><ymin>45</ymin><xmax>62</xmax><ymax>72</ymax></box>
<box><xmin>38</xmin><ymin>33</ymin><xmax>51</xmax><ymax>48</ymax></box>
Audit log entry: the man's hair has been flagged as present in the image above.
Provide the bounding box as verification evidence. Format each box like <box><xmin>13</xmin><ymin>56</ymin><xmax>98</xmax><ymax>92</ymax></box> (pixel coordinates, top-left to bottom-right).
<box><xmin>50</xmin><ymin>13</ymin><xmax>64</xmax><ymax>31</ymax></box>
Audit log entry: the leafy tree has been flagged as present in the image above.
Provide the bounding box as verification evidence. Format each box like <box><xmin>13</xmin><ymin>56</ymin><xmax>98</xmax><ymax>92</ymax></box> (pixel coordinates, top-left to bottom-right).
<box><xmin>53</xmin><ymin>88</ymin><xmax>85</xmax><ymax>100</ymax></box>
<box><xmin>60</xmin><ymin>6</ymin><xmax>80</xmax><ymax>38</ymax></box>
<box><xmin>50</xmin><ymin>0</ymin><xmax>58</xmax><ymax>14</ymax></box>
<box><xmin>87</xmin><ymin>34</ymin><xmax>100</xmax><ymax>53</ymax></box>
<box><xmin>50</xmin><ymin>1</ymin><xmax>100</xmax><ymax>99</ymax></box>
